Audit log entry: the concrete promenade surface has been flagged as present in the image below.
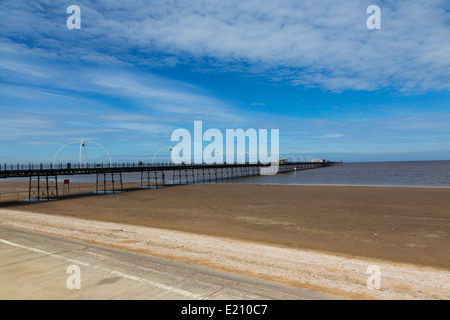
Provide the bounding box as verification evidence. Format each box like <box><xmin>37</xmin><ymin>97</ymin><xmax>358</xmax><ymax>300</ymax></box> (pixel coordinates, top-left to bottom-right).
<box><xmin>0</xmin><ymin>225</ymin><xmax>336</xmax><ymax>300</ymax></box>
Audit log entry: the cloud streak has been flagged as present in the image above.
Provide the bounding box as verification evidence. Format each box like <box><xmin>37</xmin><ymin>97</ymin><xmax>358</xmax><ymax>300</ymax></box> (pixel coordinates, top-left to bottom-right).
<box><xmin>1</xmin><ymin>0</ymin><xmax>449</xmax><ymax>92</ymax></box>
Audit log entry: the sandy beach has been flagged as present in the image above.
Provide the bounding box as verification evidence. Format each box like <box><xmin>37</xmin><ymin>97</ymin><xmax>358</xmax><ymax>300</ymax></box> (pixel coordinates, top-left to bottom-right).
<box><xmin>1</xmin><ymin>183</ymin><xmax>449</xmax><ymax>299</ymax></box>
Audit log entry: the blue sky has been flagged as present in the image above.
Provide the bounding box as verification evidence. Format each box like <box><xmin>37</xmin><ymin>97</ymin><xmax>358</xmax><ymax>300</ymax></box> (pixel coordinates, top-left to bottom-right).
<box><xmin>0</xmin><ymin>0</ymin><xmax>449</xmax><ymax>163</ymax></box>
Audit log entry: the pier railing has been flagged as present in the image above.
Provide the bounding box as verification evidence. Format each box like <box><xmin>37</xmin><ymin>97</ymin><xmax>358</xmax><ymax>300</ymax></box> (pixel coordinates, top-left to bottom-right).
<box><xmin>1</xmin><ymin>162</ymin><xmax>188</xmax><ymax>171</ymax></box>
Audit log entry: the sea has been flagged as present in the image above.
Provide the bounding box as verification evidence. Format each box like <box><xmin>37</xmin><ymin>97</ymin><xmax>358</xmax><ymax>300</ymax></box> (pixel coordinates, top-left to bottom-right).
<box><xmin>3</xmin><ymin>161</ymin><xmax>450</xmax><ymax>188</ymax></box>
<box><xmin>231</xmin><ymin>160</ymin><xmax>450</xmax><ymax>188</ymax></box>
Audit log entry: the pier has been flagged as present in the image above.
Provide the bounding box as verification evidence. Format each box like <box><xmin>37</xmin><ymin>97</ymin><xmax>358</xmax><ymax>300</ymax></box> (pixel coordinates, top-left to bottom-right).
<box><xmin>0</xmin><ymin>161</ymin><xmax>341</xmax><ymax>203</ymax></box>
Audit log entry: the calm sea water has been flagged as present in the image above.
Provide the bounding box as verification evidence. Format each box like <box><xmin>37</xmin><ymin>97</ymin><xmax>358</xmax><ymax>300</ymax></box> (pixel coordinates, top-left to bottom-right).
<box><xmin>5</xmin><ymin>161</ymin><xmax>450</xmax><ymax>188</ymax></box>
<box><xmin>231</xmin><ymin>161</ymin><xmax>450</xmax><ymax>187</ymax></box>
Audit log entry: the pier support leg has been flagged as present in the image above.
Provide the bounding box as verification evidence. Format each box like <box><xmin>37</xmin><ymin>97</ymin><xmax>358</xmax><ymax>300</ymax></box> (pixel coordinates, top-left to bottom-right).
<box><xmin>29</xmin><ymin>175</ymin><xmax>58</xmax><ymax>201</ymax></box>
<box><xmin>29</xmin><ymin>176</ymin><xmax>40</xmax><ymax>202</ymax></box>
<box><xmin>96</xmin><ymin>172</ymin><xmax>122</xmax><ymax>193</ymax></box>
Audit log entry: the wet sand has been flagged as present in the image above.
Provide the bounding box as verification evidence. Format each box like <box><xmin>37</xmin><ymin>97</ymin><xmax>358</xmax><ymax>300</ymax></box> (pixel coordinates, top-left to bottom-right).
<box><xmin>3</xmin><ymin>183</ymin><xmax>449</xmax><ymax>269</ymax></box>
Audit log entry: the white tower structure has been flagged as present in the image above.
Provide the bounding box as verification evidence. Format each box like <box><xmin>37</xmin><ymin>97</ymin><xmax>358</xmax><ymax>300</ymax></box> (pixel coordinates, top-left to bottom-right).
<box><xmin>53</xmin><ymin>139</ymin><xmax>112</xmax><ymax>167</ymax></box>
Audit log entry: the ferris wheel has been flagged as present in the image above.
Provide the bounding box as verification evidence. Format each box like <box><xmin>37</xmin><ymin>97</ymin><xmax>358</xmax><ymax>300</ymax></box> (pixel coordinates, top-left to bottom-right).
<box><xmin>52</xmin><ymin>139</ymin><xmax>112</xmax><ymax>167</ymax></box>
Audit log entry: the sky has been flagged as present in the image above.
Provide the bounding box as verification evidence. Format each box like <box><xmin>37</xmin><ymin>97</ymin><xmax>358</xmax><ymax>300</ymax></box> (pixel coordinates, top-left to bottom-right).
<box><xmin>0</xmin><ymin>0</ymin><xmax>449</xmax><ymax>163</ymax></box>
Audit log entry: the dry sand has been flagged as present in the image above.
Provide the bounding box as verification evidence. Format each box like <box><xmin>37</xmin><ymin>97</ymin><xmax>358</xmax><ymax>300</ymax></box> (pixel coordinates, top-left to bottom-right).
<box><xmin>1</xmin><ymin>184</ymin><xmax>449</xmax><ymax>299</ymax></box>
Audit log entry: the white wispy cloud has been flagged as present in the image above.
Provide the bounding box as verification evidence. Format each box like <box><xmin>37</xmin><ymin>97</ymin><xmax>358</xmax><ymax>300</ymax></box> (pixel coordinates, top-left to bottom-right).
<box><xmin>315</xmin><ymin>133</ymin><xmax>345</xmax><ymax>139</ymax></box>
<box><xmin>1</xmin><ymin>0</ymin><xmax>449</xmax><ymax>92</ymax></box>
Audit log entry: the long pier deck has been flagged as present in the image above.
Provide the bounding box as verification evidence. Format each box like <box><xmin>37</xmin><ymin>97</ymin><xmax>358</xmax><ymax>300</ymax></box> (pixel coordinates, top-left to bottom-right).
<box><xmin>0</xmin><ymin>161</ymin><xmax>341</xmax><ymax>203</ymax></box>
